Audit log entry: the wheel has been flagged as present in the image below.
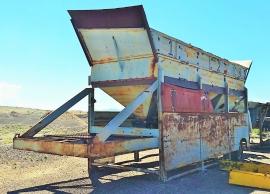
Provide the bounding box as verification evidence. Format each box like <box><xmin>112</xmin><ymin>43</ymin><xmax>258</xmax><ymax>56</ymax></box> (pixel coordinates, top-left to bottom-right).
<box><xmin>231</xmin><ymin>139</ymin><xmax>247</xmax><ymax>161</ymax></box>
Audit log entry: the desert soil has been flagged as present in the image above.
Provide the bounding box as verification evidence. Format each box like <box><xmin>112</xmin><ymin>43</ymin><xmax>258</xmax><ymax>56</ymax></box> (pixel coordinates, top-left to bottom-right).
<box><xmin>1</xmin><ymin>106</ymin><xmax>270</xmax><ymax>193</ymax></box>
<box><xmin>1</xmin><ymin>145</ymin><xmax>270</xmax><ymax>194</ymax></box>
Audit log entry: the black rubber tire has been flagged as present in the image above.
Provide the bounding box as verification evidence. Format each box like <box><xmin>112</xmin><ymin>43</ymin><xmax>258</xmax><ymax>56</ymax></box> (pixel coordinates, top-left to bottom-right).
<box><xmin>230</xmin><ymin>140</ymin><xmax>247</xmax><ymax>161</ymax></box>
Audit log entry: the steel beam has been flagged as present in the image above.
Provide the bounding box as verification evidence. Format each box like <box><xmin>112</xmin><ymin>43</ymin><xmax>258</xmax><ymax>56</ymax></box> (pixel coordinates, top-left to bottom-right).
<box><xmin>88</xmin><ymin>76</ymin><xmax>95</xmax><ymax>134</ymax></box>
<box><xmin>92</xmin><ymin>162</ymin><xmax>159</xmax><ymax>175</ymax></box>
<box><xmin>21</xmin><ymin>88</ymin><xmax>92</xmax><ymax>137</ymax></box>
<box><xmin>13</xmin><ymin>136</ymin><xmax>159</xmax><ymax>158</ymax></box>
<box><xmin>91</xmin><ymin>126</ymin><xmax>159</xmax><ymax>137</ymax></box>
<box><xmin>95</xmin><ymin>80</ymin><xmax>158</xmax><ymax>142</ymax></box>
<box><xmin>157</xmin><ymin>67</ymin><xmax>167</xmax><ymax>182</ymax></box>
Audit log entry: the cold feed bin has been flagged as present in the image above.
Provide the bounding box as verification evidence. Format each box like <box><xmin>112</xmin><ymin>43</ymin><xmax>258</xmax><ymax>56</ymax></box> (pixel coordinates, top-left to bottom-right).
<box><xmin>14</xmin><ymin>5</ymin><xmax>252</xmax><ymax>181</ymax></box>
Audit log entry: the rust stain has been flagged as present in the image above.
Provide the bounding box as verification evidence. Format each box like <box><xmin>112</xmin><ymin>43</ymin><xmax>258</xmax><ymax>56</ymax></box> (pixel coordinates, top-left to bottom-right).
<box><xmin>92</xmin><ymin>56</ymin><xmax>115</xmax><ymax>65</ymax></box>
<box><xmin>13</xmin><ymin>137</ymin><xmax>157</xmax><ymax>159</ymax></box>
<box><xmin>150</xmin><ymin>56</ymin><xmax>156</xmax><ymax>77</ymax></box>
<box><xmin>162</xmin><ymin>112</ymin><xmax>247</xmax><ymax>170</ymax></box>
<box><xmin>92</xmin><ymin>77</ymin><xmax>155</xmax><ymax>87</ymax></box>
<box><xmin>92</xmin><ymin>54</ymin><xmax>154</xmax><ymax>65</ymax></box>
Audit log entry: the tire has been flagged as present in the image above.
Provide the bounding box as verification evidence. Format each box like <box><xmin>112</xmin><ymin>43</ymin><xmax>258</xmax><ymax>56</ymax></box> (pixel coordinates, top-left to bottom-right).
<box><xmin>231</xmin><ymin>140</ymin><xmax>247</xmax><ymax>161</ymax></box>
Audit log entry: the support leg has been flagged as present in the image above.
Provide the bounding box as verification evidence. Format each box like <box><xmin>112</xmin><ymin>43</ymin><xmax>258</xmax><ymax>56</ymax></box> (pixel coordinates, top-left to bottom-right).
<box><xmin>157</xmin><ymin>67</ymin><xmax>167</xmax><ymax>182</ymax></box>
<box><xmin>88</xmin><ymin>157</ymin><xmax>100</xmax><ymax>186</ymax></box>
<box><xmin>88</xmin><ymin>76</ymin><xmax>95</xmax><ymax>134</ymax></box>
<box><xmin>134</xmin><ymin>151</ymin><xmax>140</xmax><ymax>162</ymax></box>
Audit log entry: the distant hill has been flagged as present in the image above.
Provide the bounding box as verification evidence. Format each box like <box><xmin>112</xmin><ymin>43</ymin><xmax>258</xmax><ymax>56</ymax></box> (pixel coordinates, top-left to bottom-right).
<box><xmin>0</xmin><ymin>106</ymin><xmax>136</xmax><ymax>145</ymax></box>
<box><xmin>0</xmin><ymin>106</ymin><xmax>88</xmax><ymax>144</ymax></box>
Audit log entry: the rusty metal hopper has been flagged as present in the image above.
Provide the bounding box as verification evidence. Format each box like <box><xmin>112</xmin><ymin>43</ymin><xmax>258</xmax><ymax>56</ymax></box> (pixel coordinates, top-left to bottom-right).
<box><xmin>69</xmin><ymin>6</ymin><xmax>157</xmax><ymax>120</ymax></box>
<box><xmin>69</xmin><ymin>5</ymin><xmax>252</xmax><ymax>121</ymax></box>
<box><xmin>13</xmin><ymin>5</ymin><xmax>253</xmax><ymax>182</ymax></box>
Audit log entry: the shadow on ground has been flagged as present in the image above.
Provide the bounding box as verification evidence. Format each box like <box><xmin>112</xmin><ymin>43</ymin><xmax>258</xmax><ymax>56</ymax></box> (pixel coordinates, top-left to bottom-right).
<box><xmin>7</xmin><ymin>166</ymin><xmax>262</xmax><ymax>194</ymax></box>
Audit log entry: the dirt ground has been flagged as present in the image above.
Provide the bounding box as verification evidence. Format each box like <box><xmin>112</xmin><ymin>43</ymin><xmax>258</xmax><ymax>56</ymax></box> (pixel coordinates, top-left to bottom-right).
<box><xmin>1</xmin><ymin>106</ymin><xmax>269</xmax><ymax>193</ymax></box>
<box><xmin>1</xmin><ymin>145</ymin><xmax>270</xmax><ymax>194</ymax></box>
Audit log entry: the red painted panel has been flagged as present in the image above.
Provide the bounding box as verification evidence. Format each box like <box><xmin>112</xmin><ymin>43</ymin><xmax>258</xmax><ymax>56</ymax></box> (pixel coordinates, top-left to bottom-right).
<box><xmin>162</xmin><ymin>83</ymin><xmax>214</xmax><ymax>113</ymax></box>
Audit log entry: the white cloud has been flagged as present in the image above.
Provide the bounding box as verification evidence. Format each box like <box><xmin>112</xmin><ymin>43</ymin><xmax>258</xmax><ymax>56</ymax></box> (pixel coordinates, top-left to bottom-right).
<box><xmin>0</xmin><ymin>82</ymin><xmax>22</xmax><ymax>104</ymax></box>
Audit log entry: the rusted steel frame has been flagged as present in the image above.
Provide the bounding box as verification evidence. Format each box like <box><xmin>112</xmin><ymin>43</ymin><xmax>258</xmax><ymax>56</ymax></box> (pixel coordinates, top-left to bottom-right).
<box><xmin>91</xmin><ymin>54</ymin><xmax>154</xmax><ymax>65</ymax></box>
<box><xmin>164</xmin><ymin>76</ymin><xmax>199</xmax><ymax>90</ymax></box>
<box><xmin>21</xmin><ymin>88</ymin><xmax>92</xmax><ymax>138</ymax></box>
<box><xmin>164</xmin><ymin>76</ymin><xmax>245</xmax><ymax>96</ymax></box>
<box><xmin>157</xmin><ymin>67</ymin><xmax>167</xmax><ymax>181</ymax></box>
<box><xmin>88</xmin><ymin>76</ymin><xmax>95</xmax><ymax>134</ymax></box>
<box><xmin>259</xmin><ymin>104</ymin><xmax>270</xmax><ymax>145</ymax></box>
<box><xmin>225</xmin><ymin>91</ymin><xmax>231</xmax><ymax>159</ymax></box>
<box><xmin>244</xmin><ymin>87</ymin><xmax>248</xmax><ymax>113</ymax></box>
<box><xmin>151</xmin><ymin>30</ymin><xmax>247</xmax><ymax>73</ymax></box>
<box><xmin>68</xmin><ymin>6</ymin><xmax>147</xmax><ymax>29</ymax></box>
<box><xmin>197</xmin><ymin>75</ymin><xmax>206</xmax><ymax>171</ymax></box>
<box><xmin>91</xmin><ymin>126</ymin><xmax>159</xmax><ymax>137</ymax></box>
<box><xmin>13</xmin><ymin>137</ymin><xmax>158</xmax><ymax>158</ymax></box>
<box><xmin>244</xmin><ymin>61</ymin><xmax>253</xmax><ymax>83</ymax></box>
<box><xmin>95</xmin><ymin>80</ymin><xmax>158</xmax><ymax>142</ymax></box>
<box><xmin>166</xmin><ymin>161</ymin><xmax>218</xmax><ymax>181</ymax></box>
<box><xmin>225</xmin><ymin>81</ymin><xmax>229</xmax><ymax>113</ymax></box>
<box><xmin>70</xmin><ymin>19</ymin><xmax>93</xmax><ymax>66</ymax></box>
<box><xmin>91</xmin><ymin>162</ymin><xmax>159</xmax><ymax>175</ymax></box>
<box><xmin>92</xmin><ymin>77</ymin><xmax>155</xmax><ymax>88</ymax></box>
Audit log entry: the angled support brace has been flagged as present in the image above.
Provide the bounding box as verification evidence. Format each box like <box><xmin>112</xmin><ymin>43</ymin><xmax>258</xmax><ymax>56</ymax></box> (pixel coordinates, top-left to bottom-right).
<box><xmin>95</xmin><ymin>80</ymin><xmax>158</xmax><ymax>142</ymax></box>
<box><xmin>21</xmin><ymin>88</ymin><xmax>92</xmax><ymax>138</ymax></box>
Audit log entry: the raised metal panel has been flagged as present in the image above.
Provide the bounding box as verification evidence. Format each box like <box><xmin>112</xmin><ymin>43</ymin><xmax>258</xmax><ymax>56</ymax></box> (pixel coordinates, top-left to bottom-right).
<box><xmin>199</xmin><ymin>68</ymin><xmax>225</xmax><ymax>88</ymax></box>
<box><xmin>162</xmin><ymin>113</ymin><xmax>247</xmax><ymax>171</ymax></box>
<box><xmin>198</xmin><ymin>52</ymin><xmax>210</xmax><ymax>69</ymax></box>
<box><xmin>91</xmin><ymin>57</ymin><xmax>156</xmax><ymax>82</ymax></box>
<box><xmin>162</xmin><ymin>83</ymin><xmax>213</xmax><ymax>113</ymax></box>
<box><xmin>79</xmin><ymin>28</ymin><xmax>153</xmax><ymax>64</ymax></box>
<box><xmin>162</xmin><ymin>113</ymin><xmax>201</xmax><ymax>171</ymax></box>
<box><xmin>176</xmin><ymin>44</ymin><xmax>187</xmax><ymax>62</ymax></box>
<box><xmin>226</xmin><ymin>77</ymin><xmax>244</xmax><ymax>90</ymax></box>
<box><xmin>159</xmin><ymin>57</ymin><xmax>198</xmax><ymax>82</ymax></box>
<box><xmin>151</xmin><ymin>29</ymin><xmax>250</xmax><ymax>81</ymax></box>
<box><xmin>185</xmin><ymin>46</ymin><xmax>199</xmax><ymax>66</ymax></box>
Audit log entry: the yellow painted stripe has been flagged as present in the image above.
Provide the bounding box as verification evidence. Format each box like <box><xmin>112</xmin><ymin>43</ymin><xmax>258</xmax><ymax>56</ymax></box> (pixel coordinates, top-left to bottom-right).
<box><xmin>229</xmin><ymin>170</ymin><xmax>270</xmax><ymax>190</ymax></box>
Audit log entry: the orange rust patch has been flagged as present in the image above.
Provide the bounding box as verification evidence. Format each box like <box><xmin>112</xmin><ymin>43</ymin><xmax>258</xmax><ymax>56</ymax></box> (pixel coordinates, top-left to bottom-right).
<box><xmin>161</xmin><ymin>112</ymin><xmax>247</xmax><ymax>170</ymax></box>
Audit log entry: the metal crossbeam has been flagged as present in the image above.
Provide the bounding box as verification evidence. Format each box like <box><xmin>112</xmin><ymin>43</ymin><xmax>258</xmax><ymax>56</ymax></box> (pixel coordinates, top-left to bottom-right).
<box><xmin>95</xmin><ymin>80</ymin><xmax>158</xmax><ymax>142</ymax></box>
<box><xmin>21</xmin><ymin>88</ymin><xmax>92</xmax><ymax>137</ymax></box>
<box><xmin>259</xmin><ymin>103</ymin><xmax>270</xmax><ymax>145</ymax></box>
<box><xmin>91</xmin><ymin>126</ymin><xmax>159</xmax><ymax>137</ymax></box>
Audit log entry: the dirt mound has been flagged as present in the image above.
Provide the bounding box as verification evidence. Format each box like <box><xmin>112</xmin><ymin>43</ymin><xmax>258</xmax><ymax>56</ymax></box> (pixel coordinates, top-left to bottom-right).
<box><xmin>0</xmin><ymin>106</ymin><xmax>88</xmax><ymax>145</ymax></box>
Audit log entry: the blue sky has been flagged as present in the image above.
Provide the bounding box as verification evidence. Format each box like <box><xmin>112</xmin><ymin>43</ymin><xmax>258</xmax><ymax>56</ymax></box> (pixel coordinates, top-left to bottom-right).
<box><xmin>0</xmin><ymin>1</ymin><xmax>269</xmax><ymax>111</ymax></box>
